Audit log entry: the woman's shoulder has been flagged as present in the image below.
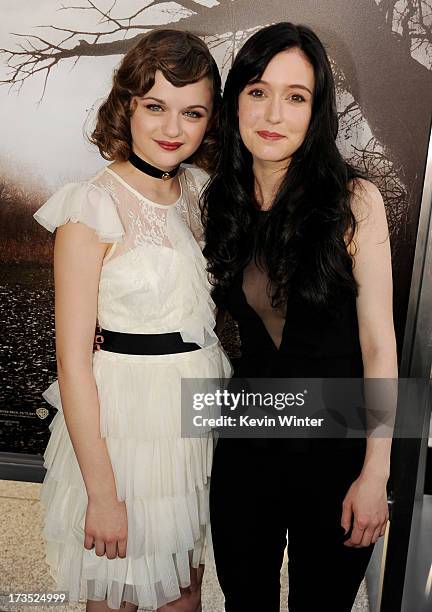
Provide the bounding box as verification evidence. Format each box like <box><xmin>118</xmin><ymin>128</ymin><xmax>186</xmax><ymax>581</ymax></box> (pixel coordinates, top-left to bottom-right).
<box><xmin>348</xmin><ymin>178</ymin><xmax>389</xmax><ymax>243</ymax></box>
<box><xmin>348</xmin><ymin>178</ymin><xmax>385</xmax><ymax>222</ymax></box>
<box><xmin>33</xmin><ymin>167</ymin><xmax>124</xmax><ymax>242</ymax></box>
<box><xmin>349</xmin><ymin>176</ymin><xmax>382</xmax><ymax>198</ymax></box>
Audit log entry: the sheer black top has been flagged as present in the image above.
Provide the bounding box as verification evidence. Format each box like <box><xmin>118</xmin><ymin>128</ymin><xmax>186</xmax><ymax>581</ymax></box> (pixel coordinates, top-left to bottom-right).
<box><xmin>221</xmin><ymin>214</ymin><xmax>366</xmax><ymax>453</ymax></box>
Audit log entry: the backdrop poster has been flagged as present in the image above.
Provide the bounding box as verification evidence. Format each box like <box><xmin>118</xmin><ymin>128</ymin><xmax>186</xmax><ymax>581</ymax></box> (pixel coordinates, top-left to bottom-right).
<box><xmin>0</xmin><ymin>0</ymin><xmax>431</xmax><ymax>454</ymax></box>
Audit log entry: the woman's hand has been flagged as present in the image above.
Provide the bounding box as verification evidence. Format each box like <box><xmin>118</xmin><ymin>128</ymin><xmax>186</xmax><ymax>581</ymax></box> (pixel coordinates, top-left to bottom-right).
<box><xmin>341</xmin><ymin>472</ymin><xmax>389</xmax><ymax>547</ymax></box>
<box><xmin>84</xmin><ymin>496</ymin><xmax>128</xmax><ymax>559</ymax></box>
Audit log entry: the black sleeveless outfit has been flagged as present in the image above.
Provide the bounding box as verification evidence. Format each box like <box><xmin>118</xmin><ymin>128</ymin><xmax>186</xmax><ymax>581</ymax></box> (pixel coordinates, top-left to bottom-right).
<box><xmin>209</xmin><ymin>217</ymin><xmax>375</xmax><ymax>611</ymax></box>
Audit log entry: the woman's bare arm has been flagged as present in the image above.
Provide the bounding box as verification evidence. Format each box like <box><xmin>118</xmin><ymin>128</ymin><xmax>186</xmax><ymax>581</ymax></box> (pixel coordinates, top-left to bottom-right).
<box><xmin>351</xmin><ymin>178</ymin><xmax>397</xmax><ymax>475</ymax></box>
<box><xmin>54</xmin><ymin>220</ymin><xmax>127</xmax><ymax>557</ymax></box>
<box><xmin>341</xmin><ymin>178</ymin><xmax>397</xmax><ymax>548</ymax></box>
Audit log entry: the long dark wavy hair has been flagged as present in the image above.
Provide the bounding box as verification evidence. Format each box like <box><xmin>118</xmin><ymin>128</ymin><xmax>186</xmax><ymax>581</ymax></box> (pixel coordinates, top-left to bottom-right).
<box><xmin>202</xmin><ymin>22</ymin><xmax>363</xmax><ymax>310</ymax></box>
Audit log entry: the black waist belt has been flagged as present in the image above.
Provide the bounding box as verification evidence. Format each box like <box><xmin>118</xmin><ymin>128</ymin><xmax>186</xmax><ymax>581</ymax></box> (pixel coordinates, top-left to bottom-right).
<box><xmin>96</xmin><ymin>328</ymin><xmax>201</xmax><ymax>355</ymax></box>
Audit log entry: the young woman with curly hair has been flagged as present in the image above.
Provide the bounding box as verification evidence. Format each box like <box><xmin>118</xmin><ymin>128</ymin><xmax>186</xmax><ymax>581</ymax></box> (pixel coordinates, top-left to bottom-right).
<box><xmin>34</xmin><ymin>29</ymin><xmax>231</xmax><ymax>612</ymax></box>
<box><xmin>203</xmin><ymin>23</ymin><xmax>396</xmax><ymax>612</ymax></box>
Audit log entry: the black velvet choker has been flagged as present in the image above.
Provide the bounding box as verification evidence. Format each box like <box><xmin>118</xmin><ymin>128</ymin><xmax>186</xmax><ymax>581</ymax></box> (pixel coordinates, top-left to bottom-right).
<box><xmin>128</xmin><ymin>151</ymin><xmax>180</xmax><ymax>181</ymax></box>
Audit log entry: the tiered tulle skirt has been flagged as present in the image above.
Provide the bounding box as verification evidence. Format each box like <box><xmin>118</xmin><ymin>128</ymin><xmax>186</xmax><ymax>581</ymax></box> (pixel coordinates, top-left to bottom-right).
<box><xmin>39</xmin><ymin>342</ymin><xmax>231</xmax><ymax>611</ymax></box>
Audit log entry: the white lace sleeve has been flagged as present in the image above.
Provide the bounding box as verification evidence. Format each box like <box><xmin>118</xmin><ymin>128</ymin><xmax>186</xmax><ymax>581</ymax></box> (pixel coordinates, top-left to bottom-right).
<box><xmin>181</xmin><ymin>166</ymin><xmax>211</xmax><ymax>250</ymax></box>
<box><xmin>33</xmin><ymin>182</ymin><xmax>125</xmax><ymax>243</ymax></box>
<box><xmin>187</xmin><ymin>166</ymin><xmax>210</xmax><ymax>195</ymax></box>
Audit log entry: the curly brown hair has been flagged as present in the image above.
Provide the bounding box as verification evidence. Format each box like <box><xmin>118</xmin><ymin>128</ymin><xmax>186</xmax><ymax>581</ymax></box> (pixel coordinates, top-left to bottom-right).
<box><xmin>90</xmin><ymin>29</ymin><xmax>222</xmax><ymax>172</ymax></box>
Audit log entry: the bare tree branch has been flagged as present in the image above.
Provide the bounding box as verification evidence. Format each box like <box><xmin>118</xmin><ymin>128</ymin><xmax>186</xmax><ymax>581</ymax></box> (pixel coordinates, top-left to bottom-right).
<box><xmin>349</xmin><ymin>137</ymin><xmax>408</xmax><ymax>242</ymax></box>
<box><xmin>0</xmin><ymin>0</ymin><xmax>230</xmax><ymax>101</ymax></box>
<box><xmin>0</xmin><ymin>0</ymin><xmax>207</xmax><ymax>97</ymax></box>
<box><xmin>400</xmin><ymin>0</ymin><xmax>417</xmax><ymax>50</ymax></box>
<box><xmin>414</xmin><ymin>0</ymin><xmax>432</xmax><ymax>47</ymax></box>
<box><xmin>1</xmin><ymin>0</ymin><xmax>431</xmax><ymax>196</ymax></box>
<box><xmin>380</xmin><ymin>0</ymin><xmax>399</xmax><ymax>25</ymax></box>
<box><xmin>0</xmin><ymin>30</ymin><xmax>146</xmax><ymax>101</ymax></box>
<box><xmin>384</xmin><ymin>0</ymin><xmax>432</xmax><ymax>61</ymax></box>
<box><xmin>78</xmin><ymin>0</ymin><xmax>123</xmax><ymax>27</ymax></box>
<box><xmin>337</xmin><ymin>100</ymin><xmax>358</xmax><ymax>121</ymax></box>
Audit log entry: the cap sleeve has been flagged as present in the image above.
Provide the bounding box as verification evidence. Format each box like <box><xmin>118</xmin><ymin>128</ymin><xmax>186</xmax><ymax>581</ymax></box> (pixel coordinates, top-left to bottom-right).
<box><xmin>33</xmin><ymin>181</ymin><xmax>125</xmax><ymax>243</ymax></box>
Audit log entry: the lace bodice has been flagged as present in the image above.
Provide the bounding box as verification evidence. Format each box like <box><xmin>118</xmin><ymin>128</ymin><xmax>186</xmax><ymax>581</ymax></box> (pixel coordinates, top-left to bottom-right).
<box><xmin>34</xmin><ymin>165</ymin><xmax>217</xmax><ymax>348</ymax></box>
<box><xmin>96</xmin><ymin>167</ymin><xmax>206</xmax><ymax>261</ymax></box>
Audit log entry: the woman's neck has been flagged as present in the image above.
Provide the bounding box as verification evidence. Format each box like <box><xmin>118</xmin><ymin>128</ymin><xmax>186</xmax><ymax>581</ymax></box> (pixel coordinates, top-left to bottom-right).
<box><xmin>109</xmin><ymin>160</ymin><xmax>181</xmax><ymax>205</ymax></box>
<box><xmin>252</xmin><ymin>158</ymin><xmax>290</xmax><ymax>210</ymax></box>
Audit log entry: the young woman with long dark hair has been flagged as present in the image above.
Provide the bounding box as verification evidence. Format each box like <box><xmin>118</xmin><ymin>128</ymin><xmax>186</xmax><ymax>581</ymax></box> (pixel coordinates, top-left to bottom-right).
<box><xmin>33</xmin><ymin>29</ymin><xmax>231</xmax><ymax>612</ymax></box>
<box><xmin>203</xmin><ymin>23</ymin><xmax>396</xmax><ymax>611</ymax></box>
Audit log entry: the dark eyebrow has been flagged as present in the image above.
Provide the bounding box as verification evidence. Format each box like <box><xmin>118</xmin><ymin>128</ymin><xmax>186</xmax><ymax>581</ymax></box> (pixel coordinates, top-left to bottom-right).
<box><xmin>141</xmin><ymin>96</ymin><xmax>209</xmax><ymax>112</ymax></box>
<box><xmin>247</xmin><ymin>80</ymin><xmax>313</xmax><ymax>96</ymax></box>
<box><xmin>185</xmin><ymin>104</ymin><xmax>209</xmax><ymax>112</ymax></box>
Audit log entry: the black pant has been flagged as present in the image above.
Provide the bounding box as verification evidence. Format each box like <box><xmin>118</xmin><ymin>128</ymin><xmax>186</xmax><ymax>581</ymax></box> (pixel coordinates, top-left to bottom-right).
<box><xmin>210</xmin><ymin>438</ymin><xmax>375</xmax><ymax>612</ymax></box>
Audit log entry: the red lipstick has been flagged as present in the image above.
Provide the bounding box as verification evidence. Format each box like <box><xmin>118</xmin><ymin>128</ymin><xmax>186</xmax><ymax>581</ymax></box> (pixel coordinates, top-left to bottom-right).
<box><xmin>154</xmin><ymin>140</ymin><xmax>183</xmax><ymax>151</ymax></box>
<box><xmin>257</xmin><ymin>131</ymin><xmax>285</xmax><ymax>140</ymax></box>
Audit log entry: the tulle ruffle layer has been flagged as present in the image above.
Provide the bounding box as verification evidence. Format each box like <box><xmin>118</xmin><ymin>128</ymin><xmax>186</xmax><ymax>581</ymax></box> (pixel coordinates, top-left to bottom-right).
<box><xmin>39</xmin><ymin>344</ymin><xmax>231</xmax><ymax>610</ymax></box>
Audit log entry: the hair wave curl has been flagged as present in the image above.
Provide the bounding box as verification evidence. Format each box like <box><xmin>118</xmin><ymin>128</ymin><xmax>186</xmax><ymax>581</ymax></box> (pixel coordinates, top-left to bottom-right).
<box><xmin>90</xmin><ymin>29</ymin><xmax>221</xmax><ymax>172</ymax></box>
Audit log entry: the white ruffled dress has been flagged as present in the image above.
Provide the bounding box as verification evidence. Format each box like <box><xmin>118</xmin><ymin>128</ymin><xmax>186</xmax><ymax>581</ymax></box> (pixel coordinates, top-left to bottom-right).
<box><xmin>33</xmin><ymin>165</ymin><xmax>232</xmax><ymax>611</ymax></box>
